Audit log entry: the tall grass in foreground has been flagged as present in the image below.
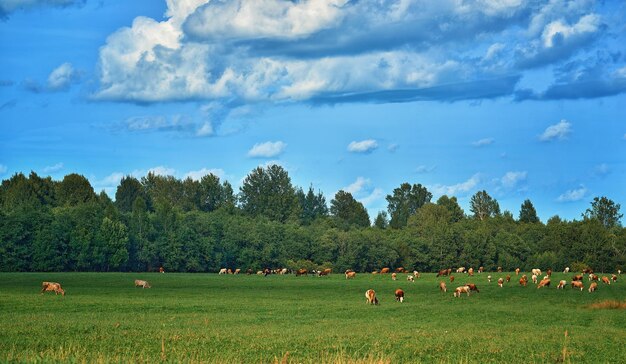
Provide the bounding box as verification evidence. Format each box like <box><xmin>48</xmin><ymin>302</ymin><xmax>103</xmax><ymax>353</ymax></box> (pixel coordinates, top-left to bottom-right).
<box><xmin>1</xmin><ymin>272</ymin><xmax>625</xmax><ymax>363</ymax></box>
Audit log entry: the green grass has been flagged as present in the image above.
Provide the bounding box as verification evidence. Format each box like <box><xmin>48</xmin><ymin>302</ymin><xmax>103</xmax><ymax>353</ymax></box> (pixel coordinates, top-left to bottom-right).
<box><xmin>1</xmin><ymin>272</ymin><xmax>625</xmax><ymax>363</ymax></box>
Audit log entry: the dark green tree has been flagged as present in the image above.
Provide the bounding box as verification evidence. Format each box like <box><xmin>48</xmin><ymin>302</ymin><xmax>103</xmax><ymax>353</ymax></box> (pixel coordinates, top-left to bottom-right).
<box><xmin>436</xmin><ymin>195</ymin><xmax>465</xmax><ymax>223</ymax></box>
<box><xmin>297</xmin><ymin>185</ymin><xmax>329</xmax><ymax>224</ymax></box>
<box><xmin>239</xmin><ymin>165</ymin><xmax>299</xmax><ymax>223</ymax></box>
<box><xmin>330</xmin><ymin>190</ymin><xmax>370</xmax><ymax>228</ymax></box>
<box><xmin>470</xmin><ymin>190</ymin><xmax>500</xmax><ymax>221</ymax></box>
<box><xmin>373</xmin><ymin>211</ymin><xmax>389</xmax><ymax>229</ymax></box>
<box><xmin>386</xmin><ymin>183</ymin><xmax>432</xmax><ymax>228</ymax></box>
<box><xmin>519</xmin><ymin>199</ymin><xmax>540</xmax><ymax>223</ymax></box>
<box><xmin>584</xmin><ymin>196</ymin><xmax>623</xmax><ymax>229</ymax></box>
<box><xmin>115</xmin><ymin>176</ymin><xmax>144</xmax><ymax>213</ymax></box>
<box><xmin>56</xmin><ymin>173</ymin><xmax>96</xmax><ymax>206</ymax></box>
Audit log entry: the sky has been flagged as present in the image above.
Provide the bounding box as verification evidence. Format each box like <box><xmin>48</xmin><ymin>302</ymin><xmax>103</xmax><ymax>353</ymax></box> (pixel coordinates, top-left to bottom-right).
<box><xmin>1</xmin><ymin>0</ymin><xmax>625</xmax><ymax>223</ymax></box>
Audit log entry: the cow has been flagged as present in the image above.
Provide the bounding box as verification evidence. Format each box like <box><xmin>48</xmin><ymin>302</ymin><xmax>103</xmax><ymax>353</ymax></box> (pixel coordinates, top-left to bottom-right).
<box><xmin>263</xmin><ymin>268</ymin><xmax>272</xmax><ymax>276</ymax></box>
<box><xmin>557</xmin><ymin>280</ymin><xmax>566</xmax><ymax>289</ymax></box>
<box><xmin>572</xmin><ymin>274</ymin><xmax>583</xmax><ymax>282</ymax></box>
<box><xmin>582</xmin><ymin>268</ymin><xmax>593</xmax><ymax>274</ymax></box>
<box><xmin>515</xmin><ymin>268</ymin><xmax>520</xmax><ymax>276</ymax></box>
<box><xmin>218</xmin><ymin>268</ymin><xmax>227</xmax><ymax>275</ymax></box>
<box><xmin>227</xmin><ymin>268</ymin><xmax>233</xmax><ymax>274</ymax></box>
<box><xmin>531</xmin><ymin>274</ymin><xmax>538</xmax><ymax>284</ymax></box>
<box><xmin>365</xmin><ymin>289</ymin><xmax>378</xmax><ymax>305</ymax></box>
<box><xmin>380</xmin><ymin>268</ymin><xmax>390</xmax><ymax>274</ymax></box>
<box><xmin>447</xmin><ymin>268</ymin><xmax>452</xmax><ymax>275</ymax></box>
<box><xmin>589</xmin><ymin>274</ymin><xmax>599</xmax><ymax>282</ymax></box>
<box><xmin>468</xmin><ymin>268</ymin><xmax>474</xmax><ymax>276</ymax></box>
<box><xmin>478</xmin><ymin>266</ymin><xmax>484</xmax><ymax>273</ymax></box>
<box><xmin>436</xmin><ymin>269</ymin><xmax>448</xmax><ymax>277</ymax></box>
<box><xmin>407</xmin><ymin>275</ymin><xmax>414</xmax><ymax>282</ymax></box>
<box><xmin>588</xmin><ymin>282</ymin><xmax>598</xmax><ymax>293</ymax></box>
<box><xmin>234</xmin><ymin>268</ymin><xmax>241</xmax><ymax>275</ymax></box>
<box><xmin>256</xmin><ymin>271</ymin><xmax>263</xmax><ymax>275</ymax></box>
<box><xmin>346</xmin><ymin>271</ymin><xmax>356</xmax><ymax>279</ymax></box>
<box><xmin>546</xmin><ymin>269</ymin><xmax>552</xmax><ymax>277</ymax></box>
<box><xmin>466</xmin><ymin>284</ymin><xmax>479</xmax><ymax>293</ymax></box>
<box><xmin>497</xmin><ymin>267</ymin><xmax>503</xmax><ymax>273</ymax></box>
<box><xmin>497</xmin><ymin>278</ymin><xmax>504</xmax><ymax>288</ymax></box>
<box><xmin>456</xmin><ymin>267</ymin><xmax>465</xmax><ymax>273</ymax></box>
<box><xmin>413</xmin><ymin>271</ymin><xmax>420</xmax><ymax>278</ymax></box>
<box><xmin>506</xmin><ymin>275</ymin><xmax>511</xmax><ymax>283</ymax></box>
<box><xmin>322</xmin><ymin>268</ymin><xmax>332</xmax><ymax>275</ymax></box>
<box><xmin>246</xmin><ymin>268</ymin><xmax>254</xmax><ymax>275</ymax></box>
<box><xmin>563</xmin><ymin>267</ymin><xmax>570</xmax><ymax>273</ymax></box>
<box><xmin>372</xmin><ymin>271</ymin><xmax>379</xmax><ymax>275</ymax></box>
<box><xmin>134</xmin><ymin>280</ymin><xmax>151</xmax><ymax>289</ymax></box>
<box><xmin>449</xmin><ymin>275</ymin><xmax>455</xmax><ymax>283</ymax></box>
<box><xmin>519</xmin><ymin>278</ymin><xmax>527</xmax><ymax>287</ymax></box>
<box><xmin>571</xmin><ymin>281</ymin><xmax>584</xmax><ymax>291</ymax></box>
<box><xmin>439</xmin><ymin>281</ymin><xmax>447</xmax><ymax>293</ymax></box>
<box><xmin>159</xmin><ymin>266</ymin><xmax>165</xmax><ymax>273</ymax></box>
<box><xmin>391</xmin><ymin>273</ymin><xmax>397</xmax><ymax>281</ymax></box>
<box><xmin>612</xmin><ymin>274</ymin><xmax>618</xmax><ymax>283</ymax></box>
<box><xmin>395</xmin><ymin>289</ymin><xmax>405</xmax><ymax>303</ymax></box>
<box><xmin>619</xmin><ymin>269</ymin><xmax>622</xmax><ymax>275</ymax></box>
<box><xmin>41</xmin><ymin>282</ymin><xmax>65</xmax><ymax>296</ymax></box>
<box><xmin>279</xmin><ymin>268</ymin><xmax>288</xmax><ymax>275</ymax></box>
<box><xmin>531</xmin><ymin>269</ymin><xmax>541</xmax><ymax>276</ymax></box>
<box><xmin>537</xmin><ymin>278</ymin><xmax>550</xmax><ymax>288</ymax></box>
<box><xmin>296</xmin><ymin>268</ymin><xmax>308</xmax><ymax>277</ymax></box>
<box><xmin>521</xmin><ymin>274</ymin><xmax>527</xmax><ymax>282</ymax></box>
<box><xmin>487</xmin><ymin>275</ymin><xmax>492</xmax><ymax>283</ymax></box>
<box><xmin>454</xmin><ymin>286</ymin><xmax>471</xmax><ymax>297</ymax></box>
<box><xmin>395</xmin><ymin>267</ymin><xmax>406</xmax><ymax>273</ymax></box>
<box><xmin>601</xmin><ymin>276</ymin><xmax>610</xmax><ymax>285</ymax></box>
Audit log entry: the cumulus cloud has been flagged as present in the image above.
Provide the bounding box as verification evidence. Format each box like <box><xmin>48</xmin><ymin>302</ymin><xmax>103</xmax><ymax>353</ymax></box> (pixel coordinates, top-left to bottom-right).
<box><xmin>540</xmin><ymin>119</ymin><xmax>571</xmax><ymax>141</ymax></box>
<box><xmin>348</xmin><ymin>139</ymin><xmax>378</xmax><ymax>153</ymax></box>
<box><xmin>248</xmin><ymin>141</ymin><xmax>287</xmax><ymax>158</ymax></box>
<box><xmin>557</xmin><ymin>186</ymin><xmax>587</xmax><ymax>202</ymax></box>
<box><xmin>47</xmin><ymin>63</ymin><xmax>79</xmax><ymax>90</ymax></box>
<box><xmin>0</xmin><ymin>0</ymin><xmax>85</xmax><ymax>19</ymax></box>
<box><xmin>430</xmin><ymin>174</ymin><xmax>481</xmax><ymax>197</ymax></box>
<box><xmin>500</xmin><ymin>171</ymin><xmax>527</xmax><ymax>188</ymax></box>
<box><xmin>184</xmin><ymin>168</ymin><xmax>225</xmax><ymax>181</ymax></box>
<box><xmin>343</xmin><ymin>177</ymin><xmax>370</xmax><ymax>195</ymax></box>
<box><xmin>42</xmin><ymin>162</ymin><xmax>63</xmax><ymax>174</ymax></box>
<box><xmin>148</xmin><ymin>166</ymin><xmax>176</xmax><ymax>176</ymax></box>
<box><xmin>472</xmin><ymin>138</ymin><xmax>494</xmax><ymax>147</ymax></box>
<box><xmin>416</xmin><ymin>165</ymin><xmax>436</xmax><ymax>174</ymax></box>
<box><xmin>359</xmin><ymin>188</ymin><xmax>384</xmax><ymax>207</ymax></box>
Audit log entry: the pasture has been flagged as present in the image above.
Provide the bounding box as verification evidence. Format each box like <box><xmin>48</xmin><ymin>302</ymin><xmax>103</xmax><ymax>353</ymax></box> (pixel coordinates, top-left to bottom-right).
<box><xmin>0</xmin><ymin>271</ymin><xmax>624</xmax><ymax>363</ymax></box>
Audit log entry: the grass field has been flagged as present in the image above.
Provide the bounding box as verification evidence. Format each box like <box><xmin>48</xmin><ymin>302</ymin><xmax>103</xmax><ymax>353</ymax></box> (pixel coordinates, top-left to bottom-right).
<box><xmin>1</xmin><ymin>272</ymin><xmax>625</xmax><ymax>363</ymax></box>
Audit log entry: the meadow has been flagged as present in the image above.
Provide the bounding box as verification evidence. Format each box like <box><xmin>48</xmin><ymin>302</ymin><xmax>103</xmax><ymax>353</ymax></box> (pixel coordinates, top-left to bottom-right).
<box><xmin>0</xmin><ymin>271</ymin><xmax>624</xmax><ymax>363</ymax></box>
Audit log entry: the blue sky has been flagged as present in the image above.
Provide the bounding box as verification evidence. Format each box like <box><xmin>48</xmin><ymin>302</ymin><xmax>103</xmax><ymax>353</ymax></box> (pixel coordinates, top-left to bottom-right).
<box><xmin>1</xmin><ymin>0</ymin><xmax>625</xmax><ymax>223</ymax></box>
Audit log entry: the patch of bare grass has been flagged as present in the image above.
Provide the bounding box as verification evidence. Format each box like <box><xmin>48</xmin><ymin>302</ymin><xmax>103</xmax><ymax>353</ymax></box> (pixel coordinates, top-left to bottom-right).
<box><xmin>587</xmin><ymin>300</ymin><xmax>626</xmax><ymax>309</ymax></box>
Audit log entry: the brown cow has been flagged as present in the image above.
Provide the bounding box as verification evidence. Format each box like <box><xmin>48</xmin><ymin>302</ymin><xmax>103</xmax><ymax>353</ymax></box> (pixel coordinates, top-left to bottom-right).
<box><xmin>449</xmin><ymin>275</ymin><xmax>455</xmax><ymax>283</ymax></box>
<box><xmin>506</xmin><ymin>275</ymin><xmax>511</xmax><ymax>283</ymax></box>
<box><xmin>436</xmin><ymin>269</ymin><xmax>448</xmax><ymax>277</ymax></box>
<box><xmin>465</xmin><ymin>283</ymin><xmax>479</xmax><ymax>293</ymax></box>
<box><xmin>519</xmin><ymin>277</ymin><xmax>527</xmax><ymax>287</ymax></box>
<box><xmin>571</xmin><ymin>281</ymin><xmax>584</xmax><ymax>291</ymax></box>
<box><xmin>296</xmin><ymin>268</ymin><xmax>308</xmax><ymax>276</ymax></box>
<box><xmin>515</xmin><ymin>268</ymin><xmax>520</xmax><ymax>275</ymax></box>
<box><xmin>447</xmin><ymin>268</ymin><xmax>452</xmax><ymax>275</ymax></box>
<box><xmin>601</xmin><ymin>276</ymin><xmax>610</xmax><ymax>285</ymax></box>
<box><xmin>346</xmin><ymin>271</ymin><xmax>356</xmax><ymax>279</ymax></box>
<box><xmin>497</xmin><ymin>278</ymin><xmax>504</xmax><ymax>288</ymax></box>
<box><xmin>546</xmin><ymin>269</ymin><xmax>552</xmax><ymax>277</ymax></box>
<box><xmin>589</xmin><ymin>274</ymin><xmax>599</xmax><ymax>281</ymax></box>
<box><xmin>497</xmin><ymin>266</ymin><xmax>503</xmax><ymax>273</ymax></box>
<box><xmin>572</xmin><ymin>274</ymin><xmax>583</xmax><ymax>281</ymax></box>
<box><xmin>41</xmin><ymin>281</ymin><xmax>65</xmax><ymax>296</ymax></box>
<box><xmin>588</xmin><ymin>282</ymin><xmax>598</xmax><ymax>293</ymax></box>
<box><xmin>468</xmin><ymin>267</ymin><xmax>474</xmax><ymax>276</ymax></box>
<box><xmin>557</xmin><ymin>280</ymin><xmax>566</xmax><ymax>289</ymax></box>
<box><xmin>439</xmin><ymin>281</ymin><xmax>447</xmax><ymax>293</ymax></box>
<box><xmin>612</xmin><ymin>274</ymin><xmax>618</xmax><ymax>283</ymax></box>
<box><xmin>391</xmin><ymin>273</ymin><xmax>397</xmax><ymax>281</ymax></box>
<box><xmin>365</xmin><ymin>289</ymin><xmax>378</xmax><ymax>305</ymax></box>
<box><xmin>453</xmin><ymin>286</ymin><xmax>470</xmax><ymax>297</ymax></box>
<box><xmin>478</xmin><ymin>266</ymin><xmax>484</xmax><ymax>273</ymax></box>
<box><xmin>395</xmin><ymin>289</ymin><xmax>405</xmax><ymax>303</ymax></box>
<box><xmin>380</xmin><ymin>268</ymin><xmax>390</xmax><ymax>274</ymax></box>
<box><xmin>234</xmin><ymin>268</ymin><xmax>241</xmax><ymax>275</ymax></box>
<box><xmin>395</xmin><ymin>267</ymin><xmax>405</xmax><ymax>273</ymax></box>
<box><xmin>134</xmin><ymin>279</ymin><xmax>151</xmax><ymax>289</ymax></box>
<box><xmin>537</xmin><ymin>278</ymin><xmax>550</xmax><ymax>288</ymax></box>
<box><xmin>246</xmin><ymin>268</ymin><xmax>253</xmax><ymax>275</ymax></box>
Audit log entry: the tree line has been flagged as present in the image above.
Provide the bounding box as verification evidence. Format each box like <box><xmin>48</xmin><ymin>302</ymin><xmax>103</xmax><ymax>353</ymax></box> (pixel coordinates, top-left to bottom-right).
<box><xmin>0</xmin><ymin>165</ymin><xmax>624</xmax><ymax>273</ymax></box>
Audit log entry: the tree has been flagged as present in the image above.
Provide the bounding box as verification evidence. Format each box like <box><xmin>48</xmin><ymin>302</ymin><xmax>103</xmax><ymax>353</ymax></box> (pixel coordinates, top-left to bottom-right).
<box><xmin>239</xmin><ymin>165</ymin><xmax>299</xmax><ymax>223</ymax></box>
<box><xmin>519</xmin><ymin>199</ymin><xmax>540</xmax><ymax>224</ymax></box>
<box><xmin>584</xmin><ymin>196</ymin><xmax>623</xmax><ymax>229</ymax></box>
<box><xmin>373</xmin><ymin>211</ymin><xmax>389</xmax><ymax>229</ymax></box>
<box><xmin>436</xmin><ymin>195</ymin><xmax>464</xmax><ymax>223</ymax></box>
<box><xmin>115</xmin><ymin>176</ymin><xmax>144</xmax><ymax>213</ymax></box>
<box><xmin>297</xmin><ymin>185</ymin><xmax>329</xmax><ymax>224</ymax></box>
<box><xmin>56</xmin><ymin>173</ymin><xmax>96</xmax><ymax>206</ymax></box>
<box><xmin>330</xmin><ymin>190</ymin><xmax>370</xmax><ymax>228</ymax></box>
<box><xmin>386</xmin><ymin>183</ymin><xmax>432</xmax><ymax>228</ymax></box>
<box><xmin>470</xmin><ymin>190</ymin><xmax>500</xmax><ymax>221</ymax></box>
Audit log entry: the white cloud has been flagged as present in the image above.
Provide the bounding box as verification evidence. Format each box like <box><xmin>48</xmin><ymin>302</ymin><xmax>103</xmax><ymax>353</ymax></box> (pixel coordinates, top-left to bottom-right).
<box><xmin>348</xmin><ymin>139</ymin><xmax>378</xmax><ymax>153</ymax></box>
<box><xmin>248</xmin><ymin>141</ymin><xmax>287</xmax><ymax>158</ymax></box>
<box><xmin>42</xmin><ymin>162</ymin><xmax>64</xmax><ymax>174</ymax></box>
<box><xmin>195</xmin><ymin>122</ymin><xmax>214</xmax><ymax>137</ymax></box>
<box><xmin>47</xmin><ymin>62</ymin><xmax>78</xmax><ymax>90</ymax></box>
<box><xmin>387</xmin><ymin>143</ymin><xmax>399</xmax><ymax>152</ymax></box>
<box><xmin>359</xmin><ymin>188</ymin><xmax>384</xmax><ymax>207</ymax></box>
<box><xmin>0</xmin><ymin>164</ymin><xmax>7</xmax><ymax>174</ymax></box>
<box><xmin>343</xmin><ymin>177</ymin><xmax>370</xmax><ymax>195</ymax></box>
<box><xmin>472</xmin><ymin>138</ymin><xmax>494</xmax><ymax>147</ymax></box>
<box><xmin>416</xmin><ymin>165</ymin><xmax>436</xmax><ymax>173</ymax></box>
<box><xmin>541</xmin><ymin>14</ymin><xmax>600</xmax><ymax>48</ymax></box>
<box><xmin>0</xmin><ymin>0</ymin><xmax>84</xmax><ymax>17</ymax></box>
<box><xmin>148</xmin><ymin>166</ymin><xmax>176</xmax><ymax>176</ymax></box>
<box><xmin>501</xmin><ymin>171</ymin><xmax>527</xmax><ymax>188</ymax></box>
<box><xmin>540</xmin><ymin>119</ymin><xmax>571</xmax><ymax>141</ymax></box>
<box><xmin>557</xmin><ymin>186</ymin><xmax>587</xmax><ymax>202</ymax></box>
<box><xmin>184</xmin><ymin>168</ymin><xmax>225</xmax><ymax>181</ymax></box>
<box><xmin>430</xmin><ymin>174</ymin><xmax>480</xmax><ymax>197</ymax></box>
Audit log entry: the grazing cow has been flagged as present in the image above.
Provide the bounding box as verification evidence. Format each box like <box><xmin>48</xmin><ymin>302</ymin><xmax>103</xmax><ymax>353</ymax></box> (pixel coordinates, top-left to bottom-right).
<box><xmin>506</xmin><ymin>275</ymin><xmax>511</xmax><ymax>283</ymax></box>
<box><xmin>159</xmin><ymin>266</ymin><xmax>165</xmax><ymax>273</ymax></box>
<box><xmin>380</xmin><ymin>268</ymin><xmax>390</xmax><ymax>274</ymax></box>
<box><xmin>41</xmin><ymin>282</ymin><xmax>65</xmax><ymax>296</ymax></box>
<box><xmin>519</xmin><ymin>278</ymin><xmax>527</xmax><ymax>287</ymax></box>
<box><xmin>439</xmin><ymin>281</ymin><xmax>447</xmax><ymax>293</ymax></box>
<box><xmin>395</xmin><ymin>267</ymin><xmax>406</xmax><ymax>273</ymax></box>
<box><xmin>322</xmin><ymin>268</ymin><xmax>332</xmax><ymax>275</ymax></box>
<box><xmin>227</xmin><ymin>269</ymin><xmax>233</xmax><ymax>274</ymax></box>
<box><xmin>537</xmin><ymin>278</ymin><xmax>550</xmax><ymax>288</ymax></box>
<box><xmin>478</xmin><ymin>266</ymin><xmax>484</xmax><ymax>273</ymax></box>
<box><xmin>487</xmin><ymin>275</ymin><xmax>492</xmax><ymax>283</ymax></box>
<box><xmin>407</xmin><ymin>275</ymin><xmax>414</xmax><ymax>282</ymax></box>
<box><xmin>468</xmin><ymin>268</ymin><xmax>474</xmax><ymax>276</ymax></box>
<box><xmin>436</xmin><ymin>269</ymin><xmax>448</xmax><ymax>277</ymax></box>
<box><xmin>372</xmin><ymin>271</ymin><xmax>379</xmax><ymax>275</ymax></box>
<box><xmin>256</xmin><ymin>271</ymin><xmax>263</xmax><ymax>275</ymax></box>
<box><xmin>447</xmin><ymin>268</ymin><xmax>452</xmax><ymax>276</ymax></box>
<box><xmin>456</xmin><ymin>267</ymin><xmax>465</xmax><ymax>273</ymax></box>
<box><xmin>582</xmin><ymin>268</ymin><xmax>593</xmax><ymax>274</ymax></box>
<box><xmin>365</xmin><ymin>289</ymin><xmax>378</xmax><ymax>305</ymax></box>
<box><xmin>449</xmin><ymin>275</ymin><xmax>455</xmax><ymax>283</ymax></box>
<box><xmin>588</xmin><ymin>282</ymin><xmax>598</xmax><ymax>293</ymax></box>
<box><xmin>296</xmin><ymin>268</ymin><xmax>308</xmax><ymax>277</ymax></box>
<box><xmin>395</xmin><ymin>289</ymin><xmax>405</xmax><ymax>303</ymax></box>
<box><xmin>263</xmin><ymin>268</ymin><xmax>271</xmax><ymax>276</ymax></box>
<box><xmin>234</xmin><ymin>268</ymin><xmax>241</xmax><ymax>275</ymax></box>
<box><xmin>497</xmin><ymin>278</ymin><xmax>504</xmax><ymax>288</ymax></box>
<box><xmin>346</xmin><ymin>271</ymin><xmax>356</xmax><ymax>279</ymax></box>
<box><xmin>521</xmin><ymin>274</ymin><xmax>527</xmax><ymax>282</ymax></box>
<box><xmin>218</xmin><ymin>268</ymin><xmax>227</xmax><ymax>275</ymax></box>
<box><xmin>497</xmin><ymin>267</ymin><xmax>503</xmax><ymax>273</ymax></box>
<box><xmin>391</xmin><ymin>273</ymin><xmax>397</xmax><ymax>281</ymax></box>
<box><xmin>602</xmin><ymin>276</ymin><xmax>610</xmax><ymax>285</ymax></box>
<box><xmin>589</xmin><ymin>274</ymin><xmax>599</xmax><ymax>282</ymax></box>
<box><xmin>563</xmin><ymin>267</ymin><xmax>570</xmax><ymax>273</ymax></box>
<box><xmin>279</xmin><ymin>268</ymin><xmax>288</xmax><ymax>275</ymax></box>
<box><xmin>546</xmin><ymin>269</ymin><xmax>552</xmax><ymax>277</ymax></box>
<box><xmin>134</xmin><ymin>280</ymin><xmax>151</xmax><ymax>289</ymax></box>
<box><xmin>572</xmin><ymin>274</ymin><xmax>583</xmax><ymax>282</ymax></box>
<box><xmin>466</xmin><ymin>284</ymin><xmax>479</xmax><ymax>293</ymax></box>
<box><xmin>515</xmin><ymin>268</ymin><xmax>520</xmax><ymax>276</ymax></box>
<box><xmin>531</xmin><ymin>274</ymin><xmax>538</xmax><ymax>284</ymax></box>
<box><xmin>557</xmin><ymin>280</ymin><xmax>566</xmax><ymax>289</ymax></box>
<box><xmin>612</xmin><ymin>274</ymin><xmax>618</xmax><ymax>283</ymax></box>
<box><xmin>454</xmin><ymin>286</ymin><xmax>471</xmax><ymax>297</ymax></box>
<box><xmin>618</xmin><ymin>269</ymin><xmax>622</xmax><ymax>275</ymax></box>
<box><xmin>571</xmin><ymin>281</ymin><xmax>584</xmax><ymax>291</ymax></box>
<box><xmin>413</xmin><ymin>271</ymin><xmax>420</xmax><ymax>278</ymax></box>
<box><xmin>531</xmin><ymin>269</ymin><xmax>541</xmax><ymax>276</ymax></box>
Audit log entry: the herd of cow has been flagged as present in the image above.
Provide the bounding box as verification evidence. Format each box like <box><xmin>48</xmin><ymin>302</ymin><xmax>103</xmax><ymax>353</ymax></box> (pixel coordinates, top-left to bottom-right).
<box><xmin>39</xmin><ymin>266</ymin><xmax>621</xmax><ymax>302</ymax></box>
